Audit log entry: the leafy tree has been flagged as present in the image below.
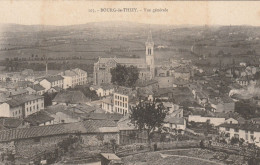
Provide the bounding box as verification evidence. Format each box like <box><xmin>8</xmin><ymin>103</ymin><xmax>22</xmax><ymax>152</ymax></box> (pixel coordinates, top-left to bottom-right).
<box><xmin>230</xmin><ymin>137</ymin><xmax>239</xmax><ymax>145</ymax></box>
<box><xmin>130</xmin><ymin>101</ymin><xmax>168</xmax><ymax>146</ymax></box>
<box><xmin>111</xmin><ymin>64</ymin><xmax>139</xmax><ymax>87</ymax></box>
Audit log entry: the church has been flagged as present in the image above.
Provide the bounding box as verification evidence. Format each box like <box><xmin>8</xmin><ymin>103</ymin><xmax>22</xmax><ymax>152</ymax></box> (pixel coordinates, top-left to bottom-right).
<box><xmin>93</xmin><ymin>31</ymin><xmax>155</xmax><ymax>85</ymax></box>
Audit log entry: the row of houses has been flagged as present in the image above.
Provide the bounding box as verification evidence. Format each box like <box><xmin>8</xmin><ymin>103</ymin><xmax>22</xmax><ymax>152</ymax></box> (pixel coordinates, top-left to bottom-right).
<box><xmin>219</xmin><ymin>123</ymin><xmax>260</xmax><ymax>147</ymax></box>
<box><xmin>0</xmin><ymin>68</ymin><xmax>88</xmax><ymax>92</ymax></box>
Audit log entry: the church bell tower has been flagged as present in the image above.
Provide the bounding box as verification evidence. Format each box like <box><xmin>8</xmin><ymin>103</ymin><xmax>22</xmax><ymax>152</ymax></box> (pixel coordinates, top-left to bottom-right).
<box><xmin>145</xmin><ymin>30</ymin><xmax>155</xmax><ymax>78</ymax></box>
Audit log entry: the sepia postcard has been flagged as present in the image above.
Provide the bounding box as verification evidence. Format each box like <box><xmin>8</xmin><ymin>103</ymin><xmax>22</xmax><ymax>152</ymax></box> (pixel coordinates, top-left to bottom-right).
<box><xmin>0</xmin><ymin>0</ymin><xmax>260</xmax><ymax>165</ymax></box>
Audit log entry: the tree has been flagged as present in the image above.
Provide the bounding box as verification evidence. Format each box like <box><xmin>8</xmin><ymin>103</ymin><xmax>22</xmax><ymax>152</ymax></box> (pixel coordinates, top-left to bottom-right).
<box><xmin>110</xmin><ymin>139</ymin><xmax>119</xmax><ymax>153</ymax></box>
<box><xmin>111</xmin><ymin>64</ymin><xmax>139</xmax><ymax>87</ymax></box>
<box><xmin>230</xmin><ymin>137</ymin><xmax>239</xmax><ymax>145</ymax></box>
<box><xmin>130</xmin><ymin>101</ymin><xmax>168</xmax><ymax>146</ymax></box>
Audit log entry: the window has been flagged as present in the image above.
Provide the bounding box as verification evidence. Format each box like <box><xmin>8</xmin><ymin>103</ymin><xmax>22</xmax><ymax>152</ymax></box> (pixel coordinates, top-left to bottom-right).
<box><xmin>250</xmin><ymin>131</ymin><xmax>254</xmax><ymax>134</ymax></box>
<box><xmin>234</xmin><ymin>128</ymin><xmax>239</xmax><ymax>132</ymax></box>
<box><xmin>225</xmin><ymin>128</ymin><xmax>230</xmax><ymax>131</ymax></box>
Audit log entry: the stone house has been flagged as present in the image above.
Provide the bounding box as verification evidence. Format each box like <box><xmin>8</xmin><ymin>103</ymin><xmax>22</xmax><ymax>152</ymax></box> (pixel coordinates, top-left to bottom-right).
<box><xmin>0</xmin><ymin>120</ymin><xmax>119</xmax><ymax>158</ymax></box>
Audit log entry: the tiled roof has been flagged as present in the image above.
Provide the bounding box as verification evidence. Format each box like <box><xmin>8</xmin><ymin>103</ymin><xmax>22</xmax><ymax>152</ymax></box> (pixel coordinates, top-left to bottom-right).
<box><xmin>60</xmin><ymin>68</ymin><xmax>87</xmax><ymax>77</ymax></box>
<box><xmin>24</xmin><ymin>111</ymin><xmax>54</xmax><ymax>126</ymax></box>
<box><xmin>100</xmin><ymin>83</ymin><xmax>114</xmax><ymax>90</ymax></box>
<box><xmin>154</xmin><ymin>87</ymin><xmax>174</xmax><ymax>97</ymax></box>
<box><xmin>102</xmin><ymin>97</ymin><xmax>113</xmax><ymax>105</ymax></box>
<box><xmin>17</xmin><ymin>81</ymin><xmax>33</xmax><ymax>88</ymax></box>
<box><xmin>0</xmin><ymin>117</ymin><xmax>23</xmax><ymax>129</ymax></box>
<box><xmin>28</xmin><ymin>84</ymin><xmax>45</xmax><ymax>91</ymax></box>
<box><xmin>33</xmin><ymin>84</ymin><xmax>45</xmax><ymax>91</ymax></box>
<box><xmin>0</xmin><ymin>120</ymin><xmax>118</xmax><ymax>142</ymax></box>
<box><xmin>60</xmin><ymin>70</ymin><xmax>78</xmax><ymax>77</ymax></box>
<box><xmin>98</xmin><ymin>57</ymin><xmax>145</xmax><ymax>65</ymax></box>
<box><xmin>53</xmin><ymin>90</ymin><xmax>89</xmax><ymax>104</ymax></box>
<box><xmin>83</xmin><ymin>113</ymin><xmax>123</xmax><ymax>122</ymax></box>
<box><xmin>7</xmin><ymin>88</ymin><xmax>28</xmax><ymax>96</ymax></box>
<box><xmin>164</xmin><ymin>117</ymin><xmax>185</xmax><ymax>125</ymax></box>
<box><xmin>117</xmin><ymin>115</ymin><xmax>136</xmax><ymax>130</ymax></box>
<box><xmin>6</xmin><ymin>94</ymin><xmax>44</xmax><ymax>107</ymax></box>
<box><xmin>0</xmin><ymin>96</ymin><xmax>11</xmax><ymax>104</ymax></box>
<box><xmin>44</xmin><ymin>75</ymin><xmax>64</xmax><ymax>83</ymax></box>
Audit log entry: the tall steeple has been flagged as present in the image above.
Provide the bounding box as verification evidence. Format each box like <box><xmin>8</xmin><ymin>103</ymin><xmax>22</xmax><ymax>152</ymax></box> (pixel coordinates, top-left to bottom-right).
<box><xmin>145</xmin><ymin>30</ymin><xmax>155</xmax><ymax>79</ymax></box>
<box><xmin>146</xmin><ymin>30</ymin><xmax>154</xmax><ymax>44</ymax></box>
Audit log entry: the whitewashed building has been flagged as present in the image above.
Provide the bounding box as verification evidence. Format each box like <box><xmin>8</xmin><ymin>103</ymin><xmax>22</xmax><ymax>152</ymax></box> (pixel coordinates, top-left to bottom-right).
<box><xmin>59</xmin><ymin>68</ymin><xmax>88</xmax><ymax>89</ymax></box>
<box><xmin>40</xmin><ymin>75</ymin><xmax>64</xmax><ymax>91</ymax></box>
<box><xmin>2</xmin><ymin>94</ymin><xmax>44</xmax><ymax>118</ymax></box>
<box><xmin>219</xmin><ymin>123</ymin><xmax>260</xmax><ymax>147</ymax></box>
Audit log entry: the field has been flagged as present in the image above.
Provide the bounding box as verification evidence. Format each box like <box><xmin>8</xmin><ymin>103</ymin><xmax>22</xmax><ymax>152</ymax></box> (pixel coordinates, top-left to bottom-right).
<box><xmin>1</xmin><ymin>23</ymin><xmax>260</xmax><ymax>72</ymax></box>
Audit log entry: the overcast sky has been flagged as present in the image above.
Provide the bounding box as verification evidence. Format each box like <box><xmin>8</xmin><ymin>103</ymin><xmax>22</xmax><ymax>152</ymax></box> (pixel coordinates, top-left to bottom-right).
<box><xmin>0</xmin><ymin>1</ymin><xmax>259</xmax><ymax>26</ymax></box>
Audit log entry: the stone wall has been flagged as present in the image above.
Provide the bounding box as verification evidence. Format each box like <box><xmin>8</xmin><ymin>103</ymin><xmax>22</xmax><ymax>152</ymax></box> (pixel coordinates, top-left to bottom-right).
<box><xmin>15</xmin><ymin>134</ymin><xmax>69</xmax><ymax>158</ymax></box>
<box><xmin>81</xmin><ymin>133</ymin><xmax>119</xmax><ymax>146</ymax></box>
<box><xmin>0</xmin><ymin>132</ymin><xmax>119</xmax><ymax>159</ymax></box>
